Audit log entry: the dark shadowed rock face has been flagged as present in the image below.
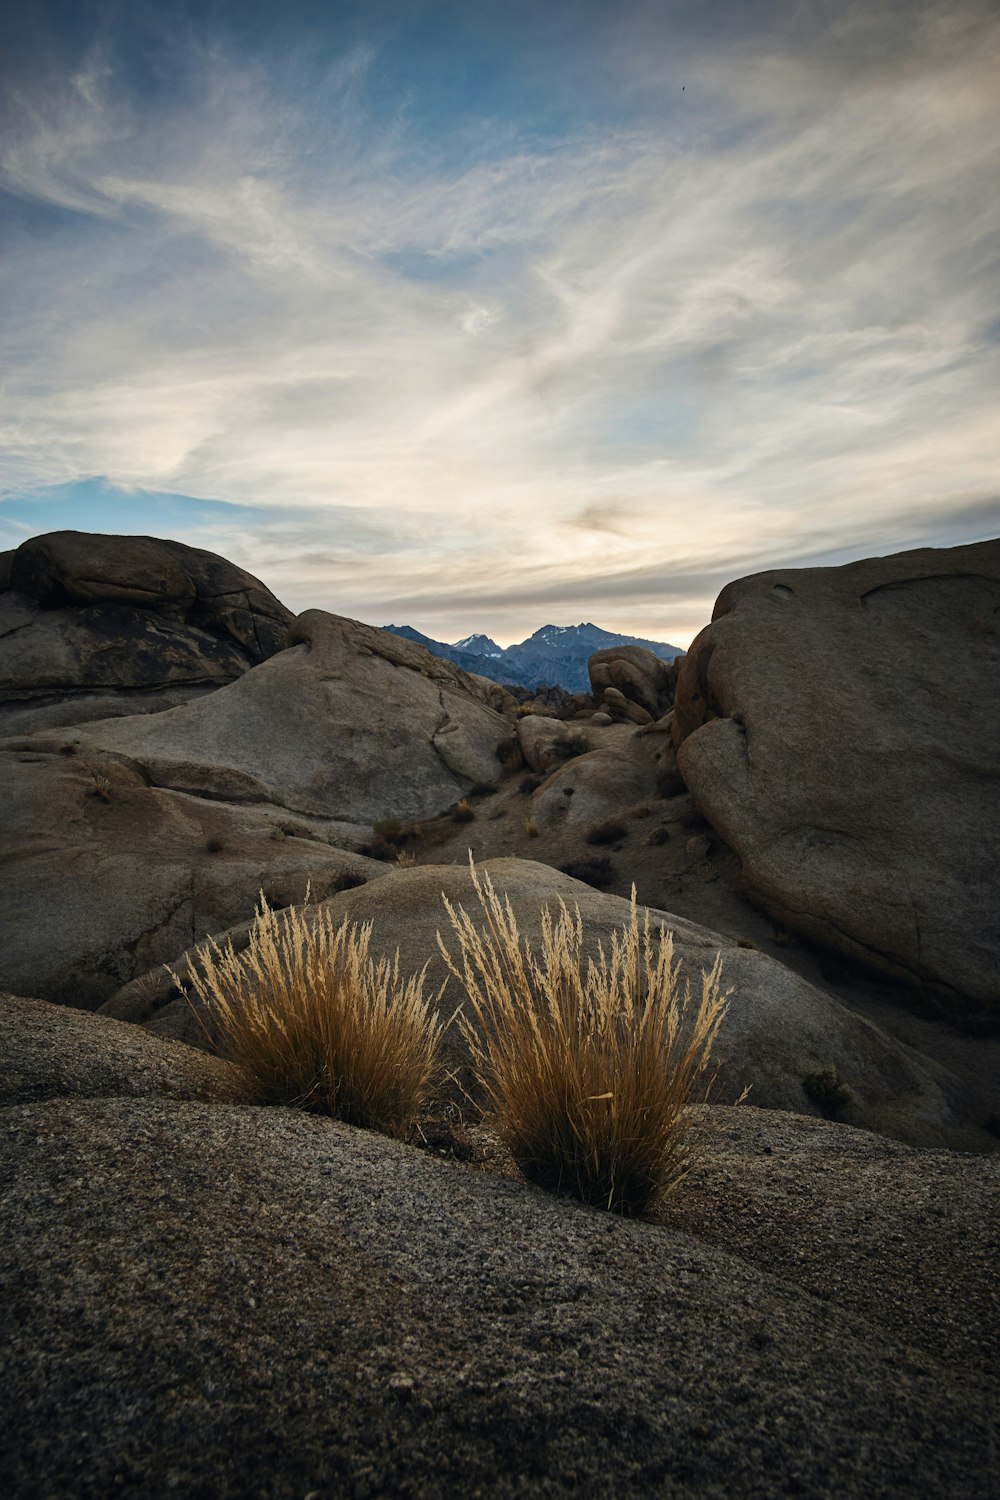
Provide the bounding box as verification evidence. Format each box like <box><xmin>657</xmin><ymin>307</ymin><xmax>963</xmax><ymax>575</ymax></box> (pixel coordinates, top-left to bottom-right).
<box><xmin>0</xmin><ymin>531</ymin><xmax>294</xmax><ymax>729</ymax></box>
<box><xmin>673</xmin><ymin>539</ymin><xmax>1000</xmax><ymax>1012</ymax></box>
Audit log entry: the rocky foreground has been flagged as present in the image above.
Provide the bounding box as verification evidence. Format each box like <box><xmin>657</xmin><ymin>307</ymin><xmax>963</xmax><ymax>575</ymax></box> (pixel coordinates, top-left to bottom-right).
<box><xmin>1</xmin><ymin>529</ymin><xmax>998</xmax><ymax>1496</ymax></box>
<box><xmin>3</xmin><ymin>996</ymin><xmax>998</xmax><ymax>1500</ymax></box>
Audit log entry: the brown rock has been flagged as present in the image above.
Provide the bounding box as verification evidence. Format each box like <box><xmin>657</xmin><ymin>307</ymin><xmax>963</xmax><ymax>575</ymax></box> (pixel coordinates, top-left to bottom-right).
<box><xmin>673</xmin><ymin>539</ymin><xmax>1000</xmax><ymax>1010</ymax></box>
<box><xmin>1</xmin><ymin>530</ymin><xmax>294</xmax><ymax>730</ymax></box>
<box><xmin>516</xmin><ymin>715</ymin><xmax>589</xmax><ymax>772</ymax></box>
<box><xmin>589</xmin><ymin>645</ymin><xmax>674</xmax><ymax>720</ymax></box>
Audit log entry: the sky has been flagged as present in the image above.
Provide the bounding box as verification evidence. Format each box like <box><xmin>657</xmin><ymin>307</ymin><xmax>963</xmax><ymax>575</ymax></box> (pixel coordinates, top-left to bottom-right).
<box><xmin>1</xmin><ymin>0</ymin><xmax>998</xmax><ymax>647</ymax></box>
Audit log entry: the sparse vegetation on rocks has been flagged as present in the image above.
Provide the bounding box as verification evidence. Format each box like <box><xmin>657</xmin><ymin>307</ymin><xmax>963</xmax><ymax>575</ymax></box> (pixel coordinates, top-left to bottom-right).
<box><xmin>803</xmin><ymin>1068</ymin><xmax>853</xmax><ymax>1118</ymax></box>
<box><xmin>177</xmin><ymin>896</ymin><xmax>443</xmax><ymax>1137</ymax></box>
<box><xmin>560</xmin><ymin>855</ymin><xmax>614</xmax><ymax>889</ymax></box>
<box><xmin>439</xmin><ymin>863</ymin><xmax>730</xmax><ymax>1214</ymax></box>
<box><xmin>558</xmin><ymin>730</ymin><xmax>589</xmax><ymax>761</ymax></box>
<box><xmin>585</xmin><ymin>816</ymin><xmax>628</xmax><ymax>845</ymax></box>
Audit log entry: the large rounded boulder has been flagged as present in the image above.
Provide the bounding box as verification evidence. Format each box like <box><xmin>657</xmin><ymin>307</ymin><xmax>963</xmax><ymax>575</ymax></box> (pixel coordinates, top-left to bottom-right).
<box><xmin>67</xmin><ymin>610</ymin><xmax>511</xmax><ymax>819</ymax></box>
<box><xmin>0</xmin><ymin>530</ymin><xmax>294</xmax><ymax>732</ymax></box>
<box><xmin>672</xmin><ymin>539</ymin><xmax>1000</xmax><ymax>1013</ymax></box>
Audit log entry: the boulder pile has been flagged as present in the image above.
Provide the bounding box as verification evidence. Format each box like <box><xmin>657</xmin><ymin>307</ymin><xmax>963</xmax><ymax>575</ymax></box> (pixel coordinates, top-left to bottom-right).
<box><xmin>2</xmin><ymin>528</ymin><xmax>999</xmax><ymax>1498</ymax></box>
<box><xmin>588</xmin><ymin>643</ymin><xmax>680</xmax><ymax>724</ymax></box>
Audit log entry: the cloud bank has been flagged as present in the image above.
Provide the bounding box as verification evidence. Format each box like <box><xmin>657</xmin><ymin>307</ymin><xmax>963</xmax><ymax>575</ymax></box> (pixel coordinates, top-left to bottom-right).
<box><xmin>1</xmin><ymin>0</ymin><xmax>998</xmax><ymax>644</ymax></box>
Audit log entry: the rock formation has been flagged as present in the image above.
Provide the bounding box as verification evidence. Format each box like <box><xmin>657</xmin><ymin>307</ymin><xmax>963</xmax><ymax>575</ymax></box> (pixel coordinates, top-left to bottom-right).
<box><xmin>673</xmin><ymin>540</ymin><xmax>1000</xmax><ymax>1013</ymax></box>
<box><xmin>0</xmin><ymin>530</ymin><xmax>293</xmax><ymax>734</ymax></box>
<box><xmin>105</xmin><ymin>859</ymin><xmax>976</xmax><ymax>1150</ymax></box>
<box><xmin>0</xmin><ymin>536</ymin><xmax>514</xmax><ymax>1007</ymax></box>
<box><xmin>62</xmin><ymin>610</ymin><xmax>512</xmax><ymax>819</ymax></box>
<box><xmin>1</xmin><ymin>994</ymin><xmax>997</xmax><ymax>1499</ymax></box>
<box><xmin>3</xmin><ymin>528</ymin><xmax>999</xmax><ymax>1498</ymax></box>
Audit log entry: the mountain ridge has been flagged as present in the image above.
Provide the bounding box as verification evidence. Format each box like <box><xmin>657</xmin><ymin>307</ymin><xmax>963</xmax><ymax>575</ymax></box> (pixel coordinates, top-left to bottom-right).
<box><xmin>384</xmin><ymin>620</ymin><xmax>683</xmax><ymax>692</ymax></box>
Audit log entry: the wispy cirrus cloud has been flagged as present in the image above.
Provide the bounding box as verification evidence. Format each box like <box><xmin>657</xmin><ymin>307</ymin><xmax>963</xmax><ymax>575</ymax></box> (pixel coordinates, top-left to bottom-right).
<box><xmin>1</xmin><ymin>0</ymin><xmax>998</xmax><ymax>645</ymax></box>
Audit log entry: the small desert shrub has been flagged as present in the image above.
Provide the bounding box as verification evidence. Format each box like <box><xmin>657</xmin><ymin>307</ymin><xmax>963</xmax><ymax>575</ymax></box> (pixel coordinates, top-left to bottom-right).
<box><xmin>363</xmin><ymin>839</ymin><xmax>396</xmax><ymax>862</ymax></box>
<box><xmin>802</xmin><ymin>1069</ymin><xmax>852</xmax><ymax>1118</ymax></box>
<box><xmin>373</xmin><ymin>817</ymin><xmax>417</xmax><ymax>848</ymax></box>
<box><xmin>646</xmin><ymin>826</ymin><xmax>672</xmax><ymax>846</ymax></box>
<box><xmin>560</xmin><ymin>856</ymin><xmax>614</xmax><ymax>889</ymax></box>
<box><xmin>451</xmin><ymin>798</ymin><xmax>475</xmax><ymax>823</ymax></box>
<box><xmin>518</xmin><ymin>773</ymin><xmax>544</xmax><ymax>796</ymax></box>
<box><xmin>328</xmin><ymin>870</ymin><xmax>368</xmax><ymax>894</ymax></box>
<box><xmin>523</xmin><ymin>815</ymin><xmax>540</xmax><ymax>838</ymax></box>
<box><xmin>88</xmin><ymin>771</ymin><xmax>112</xmax><ymax>803</ymax></box>
<box><xmin>205</xmin><ymin>837</ymin><xmax>224</xmax><ymax>855</ymax></box>
<box><xmin>496</xmin><ymin>735</ymin><xmax>523</xmax><ymax>771</ymax></box>
<box><xmin>585</xmin><ymin>816</ymin><xmax>628</xmax><ymax>846</ymax></box>
<box><xmin>554</xmin><ymin>731</ymin><xmax>588</xmax><ymax>762</ymax></box>
<box><xmin>178</xmin><ymin>896</ymin><xmax>443</xmax><ymax>1137</ymax></box>
<box><xmin>397</xmin><ymin>849</ymin><xmax>417</xmax><ymax>868</ymax></box>
<box><xmin>438</xmin><ymin>864</ymin><xmax>730</xmax><ymax>1214</ymax></box>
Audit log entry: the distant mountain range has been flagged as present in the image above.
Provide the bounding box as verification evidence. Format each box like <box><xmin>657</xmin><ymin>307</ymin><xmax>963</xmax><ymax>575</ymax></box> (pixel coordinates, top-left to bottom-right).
<box><xmin>384</xmin><ymin>622</ymin><xmax>683</xmax><ymax>693</ymax></box>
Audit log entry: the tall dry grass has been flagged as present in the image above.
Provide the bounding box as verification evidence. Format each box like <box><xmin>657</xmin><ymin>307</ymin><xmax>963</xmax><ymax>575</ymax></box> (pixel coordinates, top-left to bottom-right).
<box><xmin>439</xmin><ymin>862</ymin><xmax>730</xmax><ymax>1214</ymax></box>
<box><xmin>178</xmin><ymin>896</ymin><xmax>443</xmax><ymax>1137</ymax></box>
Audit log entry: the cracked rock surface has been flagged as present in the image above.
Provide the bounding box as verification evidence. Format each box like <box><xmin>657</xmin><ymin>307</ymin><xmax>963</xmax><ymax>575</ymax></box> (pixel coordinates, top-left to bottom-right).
<box><xmin>0</xmin><ymin>747</ymin><xmax>387</xmax><ymax>1007</ymax></box>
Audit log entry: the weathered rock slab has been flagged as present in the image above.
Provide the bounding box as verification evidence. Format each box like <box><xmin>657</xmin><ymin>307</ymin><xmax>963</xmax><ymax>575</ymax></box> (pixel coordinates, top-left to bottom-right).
<box><xmin>69</xmin><ymin>610</ymin><xmax>511</xmax><ymax>821</ymax></box>
<box><xmin>0</xmin><ymin>1090</ymin><xmax>996</xmax><ymax>1499</ymax></box>
<box><xmin>0</xmin><ymin>991</ymin><xmax>254</xmax><ymax>1106</ymax></box>
<box><xmin>673</xmin><ymin>539</ymin><xmax>1000</xmax><ymax>1011</ymax></box>
<box><xmin>516</xmin><ymin>714</ymin><xmax>589</xmax><ymax>772</ymax></box>
<box><xmin>0</xmin><ymin>746</ymin><xmax>387</xmax><ymax>1008</ymax></box>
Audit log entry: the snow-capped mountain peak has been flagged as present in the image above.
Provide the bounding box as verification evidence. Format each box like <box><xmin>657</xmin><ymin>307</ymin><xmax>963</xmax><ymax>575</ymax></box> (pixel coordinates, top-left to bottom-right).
<box><xmin>384</xmin><ymin>620</ymin><xmax>682</xmax><ymax>693</ymax></box>
<box><xmin>451</xmin><ymin>633</ymin><xmax>503</xmax><ymax>658</ymax></box>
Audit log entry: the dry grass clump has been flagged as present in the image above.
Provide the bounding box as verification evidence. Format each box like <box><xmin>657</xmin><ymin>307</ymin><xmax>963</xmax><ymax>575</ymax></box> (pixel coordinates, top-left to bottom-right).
<box><xmin>178</xmin><ymin>896</ymin><xmax>443</xmax><ymax>1137</ymax></box>
<box><xmin>554</xmin><ymin>730</ymin><xmax>589</xmax><ymax>762</ymax></box>
<box><xmin>584</xmin><ymin>816</ymin><xmax>628</xmax><ymax>846</ymax></box>
<box><xmin>439</xmin><ymin>863</ymin><xmax>730</xmax><ymax>1215</ymax></box>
